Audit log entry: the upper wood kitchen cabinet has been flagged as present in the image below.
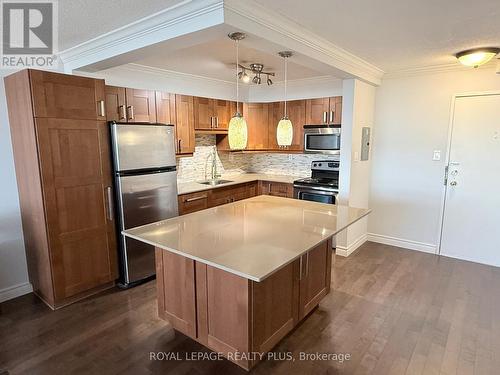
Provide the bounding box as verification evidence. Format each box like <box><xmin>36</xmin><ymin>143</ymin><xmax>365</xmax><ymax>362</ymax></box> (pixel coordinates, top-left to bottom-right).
<box><xmin>305</xmin><ymin>96</ymin><xmax>342</xmax><ymax>125</ymax></box>
<box><xmin>268</xmin><ymin>100</ymin><xmax>306</xmax><ymax>150</ymax></box>
<box><xmin>243</xmin><ymin>102</ymin><xmax>270</xmax><ymax>150</ymax></box>
<box><xmin>193</xmin><ymin>97</ymin><xmax>231</xmax><ymax>131</ymax></box>
<box><xmin>175</xmin><ymin>94</ymin><xmax>195</xmax><ymax>154</ymax></box>
<box><xmin>31</xmin><ymin>70</ymin><xmax>106</xmax><ymax>120</ymax></box>
<box><xmin>104</xmin><ymin>86</ymin><xmax>156</xmax><ymax>123</ymax></box>
<box><xmin>5</xmin><ymin>69</ymin><xmax>118</xmax><ymax>309</ymax></box>
<box><xmin>155</xmin><ymin>91</ymin><xmax>176</xmax><ymax>124</ymax></box>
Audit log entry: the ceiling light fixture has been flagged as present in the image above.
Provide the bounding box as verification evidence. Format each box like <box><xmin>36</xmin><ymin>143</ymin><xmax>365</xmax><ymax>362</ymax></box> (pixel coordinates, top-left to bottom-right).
<box><xmin>277</xmin><ymin>51</ymin><xmax>293</xmax><ymax>147</ymax></box>
<box><xmin>455</xmin><ymin>47</ymin><xmax>500</xmax><ymax>68</ymax></box>
<box><xmin>238</xmin><ymin>62</ymin><xmax>275</xmax><ymax>84</ymax></box>
<box><xmin>227</xmin><ymin>32</ymin><xmax>248</xmax><ymax>150</ymax></box>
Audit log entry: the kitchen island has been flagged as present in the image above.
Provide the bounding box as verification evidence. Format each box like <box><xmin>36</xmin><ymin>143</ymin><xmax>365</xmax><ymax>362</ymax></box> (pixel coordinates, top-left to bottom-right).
<box><xmin>123</xmin><ymin>195</ymin><xmax>370</xmax><ymax>370</ymax></box>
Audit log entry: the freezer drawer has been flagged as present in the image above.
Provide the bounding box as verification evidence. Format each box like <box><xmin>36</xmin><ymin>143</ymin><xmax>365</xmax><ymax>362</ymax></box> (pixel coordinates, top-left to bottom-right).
<box><xmin>111</xmin><ymin>123</ymin><xmax>176</xmax><ymax>172</ymax></box>
<box><xmin>115</xmin><ymin>170</ymin><xmax>178</xmax><ymax>284</ymax></box>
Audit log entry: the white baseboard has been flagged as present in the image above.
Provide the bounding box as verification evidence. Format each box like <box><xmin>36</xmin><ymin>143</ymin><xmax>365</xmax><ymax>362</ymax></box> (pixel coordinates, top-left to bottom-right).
<box><xmin>0</xmin><ymin>282</ymin><xmax>33</xmax><ymax>303</ymax></box>
<box><xmin>336</xmin><ymin>234</ymin><xmax>368</xmax><ymax>257</ymax></box>
<box><xmin>367</xmin><ymin>233</ymin><xmax>437</xmax><ymax>254</ymax></box>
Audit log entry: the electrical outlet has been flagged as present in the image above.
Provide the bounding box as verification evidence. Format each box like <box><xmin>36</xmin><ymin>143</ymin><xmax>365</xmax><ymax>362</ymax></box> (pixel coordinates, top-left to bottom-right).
<box><xmin>433</xmin><ymin>150</ymin><xmax>441</xmax><ymax>161</ymax></box>
<box><xmin>229</xmin><ymin>153</ymin><xmax>234</xmax><ymax>162</ymax></box>
<box><xmin>288</xmin><ymin>154</ymin><xmax>293</xmax><ymax>161</ymax></box>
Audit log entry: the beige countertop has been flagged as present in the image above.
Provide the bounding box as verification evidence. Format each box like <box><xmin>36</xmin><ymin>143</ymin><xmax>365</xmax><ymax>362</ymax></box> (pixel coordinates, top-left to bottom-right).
<box><xmin>123</xmin><ymin>195</ymin><xmax>371</xmax><ymax>282</ymax></box>
<box><xmin>177</xmin><ymin>173</ymin><xmax>300</xmax><ymax>195</ymax></box>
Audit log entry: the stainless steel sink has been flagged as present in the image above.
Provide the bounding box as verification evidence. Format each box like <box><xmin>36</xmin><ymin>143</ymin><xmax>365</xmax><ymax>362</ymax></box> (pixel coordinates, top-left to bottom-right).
<box><xmin>198</xmin><ymin>179</ymin><xmax>234</xmax><ymax>186</ymax></box>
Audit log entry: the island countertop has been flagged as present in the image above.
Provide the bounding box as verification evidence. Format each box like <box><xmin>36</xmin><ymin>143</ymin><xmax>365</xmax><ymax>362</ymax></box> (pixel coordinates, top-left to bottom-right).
<box><xmin>123</xmin><ymin>195</ymin><xmax>371</xmax><ymax>282</ymax></box>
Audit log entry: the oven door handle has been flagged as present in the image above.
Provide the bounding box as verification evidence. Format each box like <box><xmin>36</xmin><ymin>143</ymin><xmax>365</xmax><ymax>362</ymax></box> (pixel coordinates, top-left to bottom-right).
<box><xmin>293</xmin><ymin>184</ymin><xmax>339</xmax><ymax>193</ymax></box>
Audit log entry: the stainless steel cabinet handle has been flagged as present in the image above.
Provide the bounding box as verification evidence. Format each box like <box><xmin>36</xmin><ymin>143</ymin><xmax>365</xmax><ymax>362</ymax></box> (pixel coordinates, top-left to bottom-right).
<box><xmin>178</xmin><ymin>139</ymin><xmax>182</xmax><ymax>153</ymax></box>
<box><xmin>185</xmin><ymin>195</ymin><xmax>207</xmax><ymax>202</ymax></box>
<box><xmin>127</xmin><ymin>105</ymin><xmax>134</xmax><ymax>120</ymax></box>
<box><xmin>98</xmin><ymin>100</ymin><xmax>105</xmax><ymax>117</ymax></box>
<box><xmin>210</xmin><ymin>117</ymin><xmax>214</xmax><ymax>128</ymax></box>
<box><xmin>106</xmin><ymin>187</ymin><xmax>114</xmax><ymax>221</ymax></box>
<box><xmin>119</xmin><ymin>105</ymin><xmax>126</xmax><ymax>120</ymax></box>
<box><xmin>299</xmin><ymin>256</ymin><xmax>303</xmax><ymax>280</ymax></box>
<box><xmin>305</xmin><ymin>252</ymin><xmax>309</xmax><ymax>277</ymax></box>
<box><xmin>329</xmin><ymin>110</ymin><xmax>334</xmax><ymax>123</ymax></box>
<box><xmin>216</xmin><ymin>117</ymin><xmax>219</xmax><ymax>128</ymax></box>
<box><xmin>323</xmin><ymin>111</ymin><xmax>327</xmax><ymax>124</ymax></box>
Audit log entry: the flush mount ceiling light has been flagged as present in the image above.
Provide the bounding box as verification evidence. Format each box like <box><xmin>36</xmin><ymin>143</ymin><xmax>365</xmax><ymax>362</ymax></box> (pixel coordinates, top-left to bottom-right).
<box><xmin>238</xmin><ymin>62</ymin><xmax>275</xmax><ymax>85</ymax></box>
<box><xmin>228</xmin><ymin>32</ymin><xmax>248</xmax><ymax>150</ymax></box>
<box><xmin>276</xmin><ymin>51</ymin><xmax>293</xmax><ymax>147</ymax></box>
<box><xmin>456</xmin><ymin>48</ymin><xmax>500</xmax><ymax>68</ymax></box>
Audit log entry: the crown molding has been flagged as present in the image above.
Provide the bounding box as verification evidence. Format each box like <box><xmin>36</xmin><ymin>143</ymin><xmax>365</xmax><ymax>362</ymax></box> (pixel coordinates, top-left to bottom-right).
<box><xmin>59</xmin><ymin>0</ymin><xmax>225</xmax><ymax>72</ymax></box>
<box><xmin>223</xmin><ymin>0</ymin><xmax>384</xmax><ymax>86</ymax></box>
<box><xmin>383</xmin><ymin>59</ymin><xmax>499</xmax><ymax>79</ymax></box>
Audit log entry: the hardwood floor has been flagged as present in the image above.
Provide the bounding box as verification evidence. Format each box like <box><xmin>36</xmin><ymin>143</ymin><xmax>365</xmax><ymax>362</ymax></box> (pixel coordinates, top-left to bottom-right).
<box><xmin>1</xmin><ymin>242</ymin><xmax>499</xmax><ymax>374</ymax></box>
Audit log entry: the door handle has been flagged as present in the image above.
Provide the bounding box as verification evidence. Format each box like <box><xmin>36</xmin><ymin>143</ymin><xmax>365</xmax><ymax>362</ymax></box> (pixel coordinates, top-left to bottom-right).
<box><xmin>329</xmin><ymin>110</ymin><xmax>334</xmax><ymax>123</ymax></box>
<box><xmin>119</xmin><ymin>105</ymin><xmax>126</xmax><ymax>120</ymax></box>
<box><xmin>323</xmin><ymin>111</ymin><xmax>327</xmax><ymax>124</ymax></box>
<box><xmin>127</xmin><ymin>105</ymin><xmax>134</xmax><ymax>120</ymax></box>
<box><xmin>106</xmin><ymin>186</ymin><xmax>114</xmax><ymax>221</ymax></box>
<box><xmin>97</xmin><ymin>100</ymin><xmax>105</xmax><ymax>117</ymax></box>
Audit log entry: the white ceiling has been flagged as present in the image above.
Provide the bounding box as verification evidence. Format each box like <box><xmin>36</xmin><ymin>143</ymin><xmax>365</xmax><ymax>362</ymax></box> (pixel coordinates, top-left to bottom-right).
<box><xmin>133</xmin><ymin>38</ymin><xmax>324</xmax><ymax>83</ymax></box>
<box><xmin>254</xmin><ymin>0</ymin><xmax>500</xmax><ymax>71</ymax></box>
<box><xmin>60</xmin><ymin>0</ymin><xmax>500</xmax><ymax>74</ymax></box>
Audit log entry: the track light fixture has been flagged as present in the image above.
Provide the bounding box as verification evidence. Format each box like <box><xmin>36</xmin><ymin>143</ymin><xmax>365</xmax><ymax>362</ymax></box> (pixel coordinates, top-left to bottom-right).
<box><xmin>237</xmin><ymin>63</ymin><xmax>275</xmax><ymax>85</ymax></box>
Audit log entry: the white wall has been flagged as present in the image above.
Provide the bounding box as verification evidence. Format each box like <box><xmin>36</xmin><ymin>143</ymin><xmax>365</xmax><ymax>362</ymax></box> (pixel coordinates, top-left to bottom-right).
<box><xmin>336</xmin><ymin>79</ymin><xmax>376</xmax><ymax>256</ymax></box>
<box><xmin>0</xmin><ymin>71</ymin><xmax>31</xmax><ymax>302</ymax></box>
<box><xmin>369</xmin><ymin>67</ymin><xmax>500</xmax><ymax>252</ymax></box>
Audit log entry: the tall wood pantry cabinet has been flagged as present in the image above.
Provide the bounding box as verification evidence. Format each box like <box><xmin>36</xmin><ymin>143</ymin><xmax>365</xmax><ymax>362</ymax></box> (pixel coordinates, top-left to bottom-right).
<box><xmin>5</xmin><ymin>69</ymin><xmax>118</xmax><ymax>309</ymax></box>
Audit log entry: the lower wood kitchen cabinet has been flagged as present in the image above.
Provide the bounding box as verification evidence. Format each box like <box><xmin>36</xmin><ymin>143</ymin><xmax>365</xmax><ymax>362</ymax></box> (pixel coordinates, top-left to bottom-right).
<box><xmin>155</xmin><ymin>238</ymin><xmax>333</xmax><ymax>370</ymax></box>
<box><xmin>258</xmin><ymin>181</ymin><xmax>294</xmax><ymax>198</ymax></box>
<box><xmin>208</xmin><ymin>182</ymin><xmax>257</xmax><ymax>207</ymax></box>
<box><xmin>5</xmin><ymin>69</ymin><xmax>118</xmax><ymax>309</ymax></box>
<box><xmin>178</xmin><ymin>191</ymin><xmax>209</xmax><ymax>215</ymax></box>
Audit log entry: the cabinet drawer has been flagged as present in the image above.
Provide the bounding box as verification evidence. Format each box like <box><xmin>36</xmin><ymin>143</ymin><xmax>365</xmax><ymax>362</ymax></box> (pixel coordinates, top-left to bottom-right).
<box><xmin>178</xmin><ymin>192</ymin><xmax>209</xmax><ymax>215</ymax></box>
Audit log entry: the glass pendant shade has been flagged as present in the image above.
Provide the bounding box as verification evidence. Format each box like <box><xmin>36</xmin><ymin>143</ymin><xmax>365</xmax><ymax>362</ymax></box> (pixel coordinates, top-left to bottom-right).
<box><xmin>228</xmin><ymin>114</ymin><xmax>248</xmax><ymax>150</ymax></box>
<box><xmin>456</xmin><ymin>48</ymin><xmax>499</xmax><ymax>68</ymax></box>
<box><xmin>277</xmin><ymin>117</ymin><xmax>293</xmax><ymax>146</ymax></box>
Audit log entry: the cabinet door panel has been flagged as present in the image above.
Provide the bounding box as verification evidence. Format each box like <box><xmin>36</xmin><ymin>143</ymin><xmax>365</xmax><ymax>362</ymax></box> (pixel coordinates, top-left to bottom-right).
<box><xmin>299</xmin><ymin>240</ymin><xmax>331</xmax><ymax>319</ymax></box>
<box><xmin>330</xmin><ymin>96</ymin><xmax>342</xmax><ymax>125</ymax></box>
<box><xmin>244</xmin><ymin>103</ymin><xmax>269</xmax><ymax>150</ymax></box>
<box><xmin>155</xmin><ymin>249</ymin><xmax>197</xmax><ymax>337</ymax></box>
<box><xmin>194</xmin><ymin>96</ymin><xmax>213</xmax><ymax>130</ymax></box>
<box><xmin>105</xmin><ymin>86</ymin><xmax>126</xmax><ymax>122</ymax></box>
<box><xmin>305</xmin><ymin>97</ymin><xmax>329</xmax><ymax>125</ymax></box>
<box><xmin>125</xmin><ymin>88</ymin><xmax>156</xmax><ymax>123</ymax></box>
<box><xmin>287</xmin><ymin>100</ymin><xmax>306</xmax><ymax>150</ymax></box>
<box><xmin>155</xmin><ymin>91</ymin><xmax>176</xmax><ymax>124</ymax></box>
<box><xmin>36</xmin><ymin>118</ymin><xmax>116</xmax><ymax>300</ymax></box>
<box><xmin>213</xmin><ymin>99</ymin><xmax>231</xmax><ymax>130</ymax></box>
<box><xmin>175</xmin><ymin>95</ymin><xmax>195</xmax><ymax>154</ymax></box>
<box><xmin>267</xmin><ymin>101</ymin><xmax>283</xmax><ymax>150</ymax></box>
<box><xmin>30</xmin><ymin>70</ymin><xmax>104</xmax><ymax>120</ymax></box>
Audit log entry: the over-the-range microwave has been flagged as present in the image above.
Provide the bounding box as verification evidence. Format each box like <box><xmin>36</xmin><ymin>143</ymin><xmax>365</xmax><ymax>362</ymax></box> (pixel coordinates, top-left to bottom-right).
<box><xmin>303</xmin><ymin>125</ymin><xmax>341</xmax><ymax>154</ymax></box>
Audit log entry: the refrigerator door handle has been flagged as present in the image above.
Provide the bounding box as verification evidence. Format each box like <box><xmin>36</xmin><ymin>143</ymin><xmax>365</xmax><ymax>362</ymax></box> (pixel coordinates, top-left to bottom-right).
<box><xmin>106</xmin><ymin>186</ymin><xmax>114</xmax><ymax>221</ymax></box>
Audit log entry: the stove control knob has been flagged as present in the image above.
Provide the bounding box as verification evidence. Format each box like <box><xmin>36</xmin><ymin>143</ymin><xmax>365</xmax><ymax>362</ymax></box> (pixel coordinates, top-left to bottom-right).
<box><xmin>318</xmin><ymin>163</ymin><xmax>322</xmax><ymax>167</ymax></box>
<box><xmin>313</xmin><ymin>163</ymin><xmax>317</xmax><ymax>167</ymax></box>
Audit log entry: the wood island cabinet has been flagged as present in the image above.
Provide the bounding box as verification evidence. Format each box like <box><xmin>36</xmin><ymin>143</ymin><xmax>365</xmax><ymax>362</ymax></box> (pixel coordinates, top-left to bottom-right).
<box><xmin>155</xmin><ymin>238</ymin><xmax>333</xmax><ymax>370</ymax></box>
<box><xmin>5</xmin><ymin>69</ymin><xmax>118</xmax><ymax>309</ymax></box>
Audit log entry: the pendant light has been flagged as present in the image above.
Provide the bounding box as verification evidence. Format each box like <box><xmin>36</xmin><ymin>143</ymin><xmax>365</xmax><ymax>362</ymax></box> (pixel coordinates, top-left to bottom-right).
<box><xmin>277</xmin><ymin>51</ymin><xmax>293</xmax><ymax>147</ymax></box>
<box><xmin>227</xmin><ymin>32</ymin><xmax>248</xmax><ymax>150</ymax></box>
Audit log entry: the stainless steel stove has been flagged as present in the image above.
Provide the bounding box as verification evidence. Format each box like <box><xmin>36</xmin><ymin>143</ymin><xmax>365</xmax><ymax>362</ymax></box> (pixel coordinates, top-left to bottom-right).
<box><xmin>293</xmin><ymin>160</ymin><xmax>339</xmax><ymax>204</ymax></box>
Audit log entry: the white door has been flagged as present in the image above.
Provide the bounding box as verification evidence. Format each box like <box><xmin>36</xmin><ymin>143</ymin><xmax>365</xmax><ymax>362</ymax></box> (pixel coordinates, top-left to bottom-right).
<box><xmin>440</xmin><ymin>94</ymin><xmax>500</xmax><ymax>267</ymax></box>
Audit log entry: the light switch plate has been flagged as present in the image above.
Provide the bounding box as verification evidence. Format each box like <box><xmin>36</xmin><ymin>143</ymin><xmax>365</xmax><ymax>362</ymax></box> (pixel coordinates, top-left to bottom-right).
<box><xmin>433</xmin><ymin>150</ymin><xmax>441</xmax><ymax>161</ymax></box>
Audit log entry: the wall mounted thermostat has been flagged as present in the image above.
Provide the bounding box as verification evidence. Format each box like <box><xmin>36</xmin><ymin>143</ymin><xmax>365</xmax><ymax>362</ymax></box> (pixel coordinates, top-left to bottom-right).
<box><xmin>361</xmin><ymin>127</ymin><xmax>371</xmax><ymax>161</ymax></box>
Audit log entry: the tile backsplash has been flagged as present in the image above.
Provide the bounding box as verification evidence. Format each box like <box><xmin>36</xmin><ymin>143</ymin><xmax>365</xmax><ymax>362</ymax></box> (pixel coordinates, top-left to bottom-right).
<box><xmin>176</xmin><ymin>135</ymin><xmax>338</xmax><ymax>182</ymax></box>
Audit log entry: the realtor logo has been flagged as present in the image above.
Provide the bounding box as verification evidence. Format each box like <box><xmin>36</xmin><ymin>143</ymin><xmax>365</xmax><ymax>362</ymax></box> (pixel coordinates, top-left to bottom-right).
<box><xmin>1</xmin><ymin>0</ymin><xmax>58</xmax><ymax>68</ymax></box>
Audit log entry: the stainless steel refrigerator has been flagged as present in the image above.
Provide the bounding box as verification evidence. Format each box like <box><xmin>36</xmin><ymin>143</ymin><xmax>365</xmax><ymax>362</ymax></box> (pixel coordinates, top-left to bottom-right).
<box><xmin>110</xmin><ymin>122</ymin><xmax>179</xmax><ymax>287</ymax></box>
